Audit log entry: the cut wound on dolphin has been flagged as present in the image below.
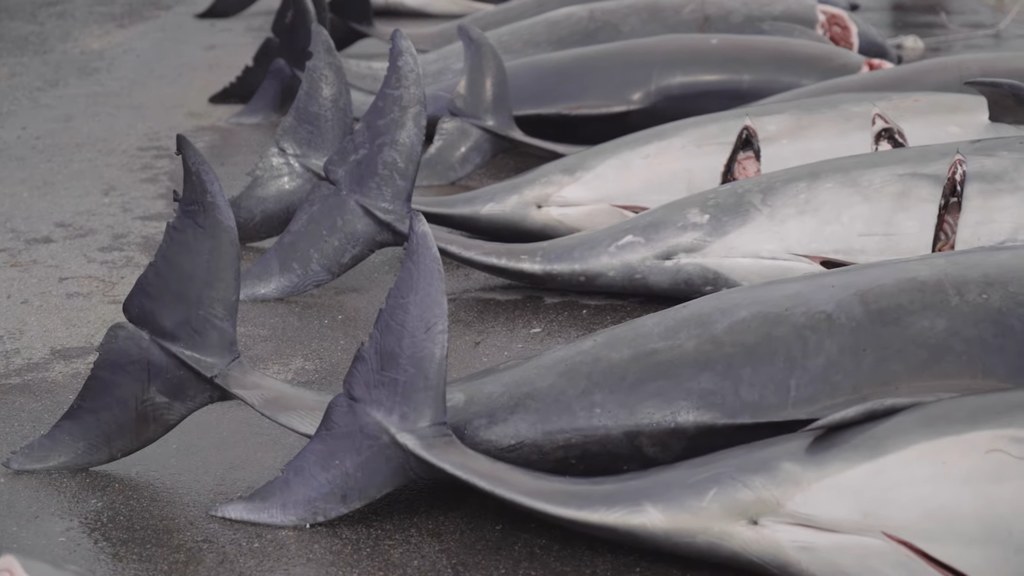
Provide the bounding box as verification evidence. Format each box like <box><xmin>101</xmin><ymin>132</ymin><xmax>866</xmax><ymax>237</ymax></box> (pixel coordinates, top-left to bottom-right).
<box><xmin>860</xmin><ymin>58</ymin><xmax>894</xmax><ymax>73</ymax></box>
<box><xmin>932</xmin><ymin>152</ymin><xmax>967</xmax><ymax>253</ymax></box>
<box><xmin>871</xmin><ymin>107</ymin><xmax>908</xmax><ymax>151</ymax></box>
<box><xmin>882</xmin><ymin>532</ymin><xmax>968</xmax><ymax>576</ymax></box>
<box><xmin>816</xmin><ymin>5</ymin><xmax>859</xmax><ymax>52</ymax></box>
<box><xmin>721</xmin><ymin>119</ymin><xmax>761</xmax><ymax>185</ymax></box>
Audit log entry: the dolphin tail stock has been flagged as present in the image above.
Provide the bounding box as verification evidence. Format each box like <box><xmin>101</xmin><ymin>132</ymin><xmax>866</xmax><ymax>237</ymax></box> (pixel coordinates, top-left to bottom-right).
<box><xmin>449</xmin><ymin>24</ymin><xmax>585</xmax><ymax>156</ymax></box>
<box><xmin>238</xmin><ymin>29</ymin><xmax>427</xmax><ymax>302</ymax></box>
<box><xmin>964</xmin><ymin>78</ymin><xmax>1024</xmax><ymax>125</ymax></box>
<box><xmin>209</xmin><ymin>0</ymin><xmax>319</xmax><ymax>105</ymax></box>
<box><xmin>231</xmin><ymin>24</ymin><xmax>355</xmax><ymax>244</ymax></box>
<box><xmin>3</xmin><ymin>134</ymin><xmax>241</xmax><ymax>471</ymax></box>
<box><xmin>212</xmin><ymin>214</ymin><xmax>450</xmax><ymax>526</ymax></box>
<box><xmin>196</xmin><ymin>0</ymin><xmax>260</xmax><ymax>18</ymax></box>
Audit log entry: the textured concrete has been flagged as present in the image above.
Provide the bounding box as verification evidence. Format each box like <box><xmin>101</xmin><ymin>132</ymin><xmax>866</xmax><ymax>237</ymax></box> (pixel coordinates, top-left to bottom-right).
<box><xmin>0</xmin><ymin>0</ymin><xmax>1022</xmax><ymax>574</ymax></box>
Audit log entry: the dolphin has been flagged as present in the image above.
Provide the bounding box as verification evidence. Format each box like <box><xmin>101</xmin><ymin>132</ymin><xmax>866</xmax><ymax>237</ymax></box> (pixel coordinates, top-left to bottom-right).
<box><xmin>414</xmin><ymin>79</ymin><xmax>1024</xmax><ymax>240</ymax></box>
<box><xmin>754</xmin><ymin>51</ymin><xmax>1024</xmax><ymax>106</ymax></box>
<box><xmin>236</xmin><ymin>29</ymin><xmax>426</xmax><ymax>300</ymax></box>
<box><xmin>369</xmin><ymin>0</ymin><xmax>498</xmax><ymax>17</ymax></box>
<box><xmin>228</xmin><ymin>24</ymin><xmax>354</xmax><ymax>245</ymax></box>
<box><xmin>211</xmin><ymin>230</ymin><xmax>1024</xmax><ymax>576</ymax></box>
<box><xmin>10</xmin><ymin>140</ymin><xmax>1024</xmax><ymax>506</ymax></box>
<box><xmin>340</xmin><ymin>0</ymin><xmax>894</xmax><ymax>97</ymax></box>
<box><xmin>424</xmin><ymin>26</ymin><xmax>885</xmax><ymax>149</ymax></box>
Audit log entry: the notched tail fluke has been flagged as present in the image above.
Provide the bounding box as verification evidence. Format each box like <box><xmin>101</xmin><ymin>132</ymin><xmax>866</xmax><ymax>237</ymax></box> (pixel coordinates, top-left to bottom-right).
<box><xmin>212</xmin><ymin>214</ymin><xmax>448</xmax><ymax>526</ymax></box>
<box><xmin>871</xmin><ymin>106</ymin><xmax>908</xmax><ymax>151</ymax></box>
<box><xmin>721</xmin><ymin>118</ymin><xmax>762</xmax><ymax>185</ymax></box>
<box><xmin>932</xmin><ymin>151</ymin><xmax>967</xmax><ymax>253</ymax></box>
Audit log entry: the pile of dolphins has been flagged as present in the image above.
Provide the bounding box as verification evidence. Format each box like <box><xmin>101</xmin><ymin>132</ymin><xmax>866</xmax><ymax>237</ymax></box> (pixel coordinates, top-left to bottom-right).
<box><xmin>10</xmin><ymin>0</ymin><xmax>1024</xmax><ymax>573</ymax></box>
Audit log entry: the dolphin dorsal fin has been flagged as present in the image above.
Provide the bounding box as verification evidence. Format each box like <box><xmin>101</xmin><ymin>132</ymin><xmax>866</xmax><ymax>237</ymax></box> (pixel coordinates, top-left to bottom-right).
<box><xmin>721</xmin><ymin>118</ymin><xmax>761</xmax><ymax>185</ymax></box>
<box><xmin>450</xmin><ymin>24</ymin><xmax>518</xmax><ymax>137</ymax></box>
<box><xmin>965</xmin><ymin>78</ymin><xmax>1024</xmax><ymax>125</ymax></box>
<box><xmin>802</xmin><ymin>393</ymin><xmax>960</xmax><ymax>434</ymax></box>
<box><xmin>871</xmin><ymin>106</ymin><xmax>908</xmax><ymax>151</ymax></box>
<box><xmin>932</xmin><ymin>151</ymin><xmax>967</xmax><ymax>253</ymax></box>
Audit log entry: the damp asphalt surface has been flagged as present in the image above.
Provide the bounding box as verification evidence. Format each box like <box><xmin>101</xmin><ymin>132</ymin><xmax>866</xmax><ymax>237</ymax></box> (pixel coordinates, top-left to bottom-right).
<box><xmin>1</xmin><ymin>0</ymin><xmax>1024</xmax><ymax>574</ymax></box>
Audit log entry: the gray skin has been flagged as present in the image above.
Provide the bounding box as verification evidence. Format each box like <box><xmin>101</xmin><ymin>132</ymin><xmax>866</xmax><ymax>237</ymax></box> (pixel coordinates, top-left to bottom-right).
<box><xmin>211</xmin><ymin>213</ymin><xmax>1024</xmax><ymax>576</ymax></box>
<box><xmin>755</xmin><ymin>51</ymin><xmax>1024</xmax><ymax>105</ymax></box>
<box><xmin>430</xmin><ymin>136</ymin><xmax>1024</xmax><ymax>300</ymax></box>
<box><xmin>427</xmin><ymin>28</ymin><xmax>877</xmax><ymax>147</ymax></box>
<box><xmin>341</xmin><ymin>0</ymin><xmax>893</xmax><ymax>98</ymax></box>
<box><xmin>228</xmin><ymin>25</ymin><xmax>353</xmax><ymax>245</ymax></box>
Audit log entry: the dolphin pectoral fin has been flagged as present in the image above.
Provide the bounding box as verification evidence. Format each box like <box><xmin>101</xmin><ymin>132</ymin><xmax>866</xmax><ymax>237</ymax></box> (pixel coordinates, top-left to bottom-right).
<box><xmin>965</xmin><ymin>78</ymin><xmax>1024</xmax><ymax>125</ymax></box>
<box><xmin>213</xmin><ymin>215</ymin><xmax>447</xmax><ymax>526</ymax></box>
<box><xmin>449</xmin><ymin>25</ymin><xmax>583</xmax><ymax>156</ymax></box>
<box><xmin>415</xmin><ymin>116</ymin><xmax>511</xmax><ymax>187</ymax></box>
<box><xmin>801</xmin><ymin>394</ymin><xmax>961</xmax><ymax>434</ymax></box>
<box><xmin>226</xmin><ymin>59</ymin><xmax>301</xmax><ymax>125</ymax></box>
<box><xmin>3</xmin><ymin>324</ymin><xmax>230</xmax><ymax>472</ymax></box>
<box><xmin>240</xmin><ymin>30</ymin><xmax>426</xmax><ymax>301</ymax></box>
<box><xmin>932</xmin><ymin>152</ymin><xmax>967</xmax><ymax>253</ymax></box>
<box><xmin>196</xmin><ymin>0</ymin><xmax>260</xmax><ymax>18</ymax></box>
<box><xmin>792</xmin><ymin>254</ymin><xmax>858</xmax><ymax>270</ymax></box>
<box><xmin>871</xmin><ymin>106</ymin><xmax>909</xmax><ymax>151</ymax></box>
<box><xmin>721</xmin><ymin>119</ymin><xmax>761</xmax><ymax>185</ymax></box>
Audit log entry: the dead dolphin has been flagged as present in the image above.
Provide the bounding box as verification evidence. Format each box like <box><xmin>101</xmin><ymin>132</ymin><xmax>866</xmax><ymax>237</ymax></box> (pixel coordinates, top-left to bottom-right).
<box><xmin>237</xmin><ymin>29</ymin><xmax>426</xmax><ymax>301</ymax></box>
<box><xmin>340</xmin><ymin>0</ymin><xmax>894</xmax><ymax>98</ymax></box>
<box><xmin>429</xmin><ymin>136</ymin><xmax>1024</xmax><ymax>300</ymax></box>
<box><xmin>369</xmin><ymin>0</ymin><xmax>498</xmax><ymax>16</ymax></box>
<box><xmin>415</xmin><ymin>79</ymin><xmax>1024</xmax><ymax>241</ymax></box>
<box><xmin>755</xmin><ymin>51</ymin><xmax>1024</xmax><ymax>106</ymax></box>
<box><xmin>426</xmin><ymin>26</ymin><xmax>885</xmax><ymax>149</ymax></box>
<box><xmin>212</xmin><ymin>236</ymin><xmax>1024</xmax><ymax>576</ymax></box>
<box><xmin>228</xmin><ymin>24</ymin><xmax>354</xmax><ymax>245</ymax></box>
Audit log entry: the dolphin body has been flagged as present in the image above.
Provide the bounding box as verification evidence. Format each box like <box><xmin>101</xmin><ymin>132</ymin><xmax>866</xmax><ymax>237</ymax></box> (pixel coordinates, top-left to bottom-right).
<box><xmin>415</xmin><ymin>79</ymin><xmax>1024</xmax><ymax>240</ymax></box>
<box><xmin>210</xmin><ymin>225</ymin><xmax>1024</xmax><ymax>576</ymax></box>
<box><xmin>428</xmin><ymin>135</ymin><xmax>1024</xmax><ymax>300</ymax></box>
<box><xmin>340</xmin><ymin>0</ymin><xmax>894</xmax><ymax>98</ymax></box>
<box><xmin>10</xmin><ymin>140</ymin><xmax>1024</xmax><ymax>534</ymax></box>
<box><xmin>754</xmin><ymin>51</ymin><xmax>1024</xmax><ymax>106</ymax></box>
<box><xmin>369</xmin><ymin>0</ymin><xmax>498</xmax><ymax>17</ymax></box>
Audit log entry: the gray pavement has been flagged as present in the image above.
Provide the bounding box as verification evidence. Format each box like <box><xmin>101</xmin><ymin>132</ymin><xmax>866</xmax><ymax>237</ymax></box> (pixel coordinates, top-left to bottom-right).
<box><xmin>1</xmin><ymin>0</ymin><xmax>1022</xmax><ymax>574</ymax></box>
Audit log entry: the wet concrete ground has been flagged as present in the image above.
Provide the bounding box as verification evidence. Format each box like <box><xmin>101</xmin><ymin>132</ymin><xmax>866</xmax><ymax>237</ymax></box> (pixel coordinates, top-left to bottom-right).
<box><xmin>1</xmin><ymin>0</ymin><xmax>1023</xmax><ymax>574</ymax></box>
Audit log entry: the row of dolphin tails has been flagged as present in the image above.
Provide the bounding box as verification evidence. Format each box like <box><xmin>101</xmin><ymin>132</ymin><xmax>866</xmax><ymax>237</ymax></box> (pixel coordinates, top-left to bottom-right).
<box><xmin>11</xmin><ymin>0</ymin><xmax>1024</xmax><ymax>574</ymax></box>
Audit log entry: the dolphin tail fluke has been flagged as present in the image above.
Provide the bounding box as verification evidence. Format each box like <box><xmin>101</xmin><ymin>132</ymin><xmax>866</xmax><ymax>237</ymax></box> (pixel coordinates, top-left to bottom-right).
<box><xmin>231</xmin><ymin>24</ymin><xmax>355</xmax><ymax>244</ymax></box>
<box><xmin>239</xmin><ymin>30</ymin><xmax>426</xmax><ymax>302</ymax></box>
<box><xmin>449</xmin><ymin>25</ymin><xmax>585</xmax><ymax>156</ymax></box>
<box><xmin>226</xmin><ymin>58</ymin><xmax>302</xmax><ymax>125</ymax></box>
<box><xmin>4</xmin><ymin>135</ymin><xmax>242</xmax><ymax>471</ymax></box>
<box><xmin>196</xmin><ymin>0</ymin><xmax>260</xmax><ymax>18</ymax></box>
<box><xmin>212</xmin><ymin>214</ymin><xmax>448</xmax><ymax>526</ymax></box>
<box><xmin>3</xmin><ymin>324</ymin><xmax>230</xmax><ymax>472</ymax></box>
<box><xmin>209</xmin><ymin>37</ymin><xmax>283</xmax><ymax>104</ymax></box>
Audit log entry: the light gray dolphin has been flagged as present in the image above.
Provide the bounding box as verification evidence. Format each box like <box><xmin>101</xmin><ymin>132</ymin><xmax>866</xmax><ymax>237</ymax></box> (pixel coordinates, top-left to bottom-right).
<box><xmin>214</xmin><ymin>235</ymin><xmax>1024</xmax><ymax>576</ymax></box>
<box><xmin>755</xmin><ymin>51</ymin><xmax>1024</xmax><ymax>106</ymax></box>
<box><xmin>415</xmin><ymin>79</ymin><xmax>1024</xmax><ymax>240</ymax></box>
<box><xmin>429</xmin><ymin>136</ymin><xmax>1024</xmax><ymax>300</ymax></box>
<box><xmin>341</xmin><ymin>0</ymin><xmax>894</xmax><ymax>98</ymax></box>
<box><xmin>228</xmin><ymin>24</ymin><xmax>353</xmax><ymax>245</ymax></box>
<box><xmin>207</xmin><ymin>218</ymin><xmax>1024</xmax><ymax>576</ymax></box>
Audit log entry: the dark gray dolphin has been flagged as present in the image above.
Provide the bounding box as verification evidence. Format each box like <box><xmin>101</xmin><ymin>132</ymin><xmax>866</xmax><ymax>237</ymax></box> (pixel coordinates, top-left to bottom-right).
<box><xmin>755</xmin><ymin>51</ymin><xmax>1024</xmax><ymax>106</ymax></box>
<box><xmin>228</xmin><ymin>24</ymin><xmax>354</xmax><ymax>245</ymax></box>
<box><xmin>196</xmin><ymin>0</ymin><xmax>261</xmax><ymax>18</ymax></box>
<box><xmin>428</xmin><ymin>25</ymin><xmax>878</xmax><ymax>155</ymax></box>
<box><xmin>341</xmin><ymin>0</ymin><xmax>894</xmax><ymax>98</ymax></box>
<box><xmin>427</xmin><ymin>136</ymin><xmax>1024</xmax><ymax>300</ymax></box>
<box><xmin>219</xmin><ymin>262</ymin><xmax>1024</xmax><ymax>576</ymax></box>
<box><xmin>210</xmin><ymin>217</ymin><xmax>1024</xmax><ymax>573</ymax></box>
<box><xmin>237</xmin><ymin>29</ymin><xmax>426</xmax><ymax>301</ymax></box>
